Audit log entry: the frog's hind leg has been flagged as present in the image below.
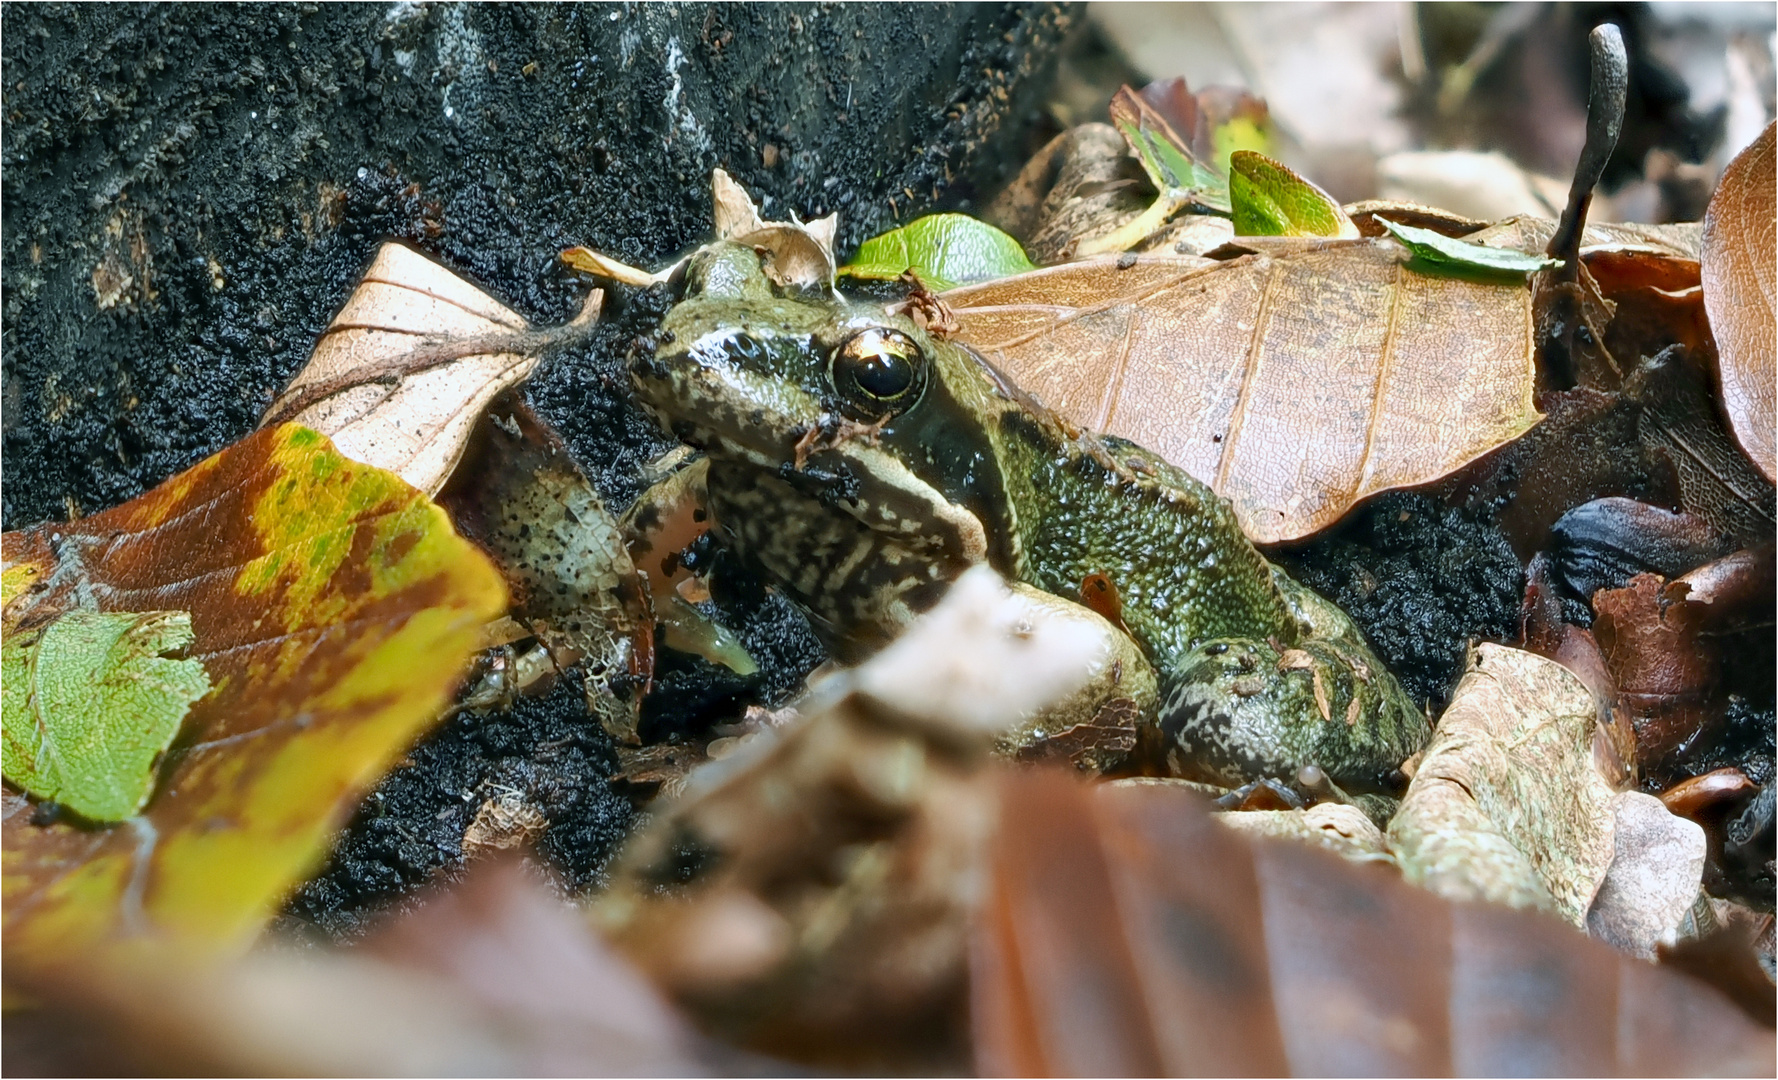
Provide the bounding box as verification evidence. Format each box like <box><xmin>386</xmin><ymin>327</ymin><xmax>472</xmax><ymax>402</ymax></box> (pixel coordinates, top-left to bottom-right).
<box><xmin>1157</xmin><ymin>635</ymin><xmax>1426</xmax><ymax>823</ymax></box>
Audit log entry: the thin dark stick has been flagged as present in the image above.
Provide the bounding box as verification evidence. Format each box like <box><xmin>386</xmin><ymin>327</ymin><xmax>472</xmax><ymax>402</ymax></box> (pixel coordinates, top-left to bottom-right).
<box><xmin>1546</xmin><ymin>23</ymin><xmax>1629</xmax><ymax>274</ymax></box>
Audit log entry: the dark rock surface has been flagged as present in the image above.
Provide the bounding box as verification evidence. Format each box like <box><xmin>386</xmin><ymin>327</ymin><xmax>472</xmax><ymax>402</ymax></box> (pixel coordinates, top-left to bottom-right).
<box><xmin>3</xmin><ymin>1</ymin><xmax>1076</xmax><ymax>528</ymax></box>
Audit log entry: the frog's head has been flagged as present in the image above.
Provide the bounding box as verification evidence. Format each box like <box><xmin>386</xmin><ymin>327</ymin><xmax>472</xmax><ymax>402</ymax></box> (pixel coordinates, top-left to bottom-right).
<box><xmin>632</xmin><ymin>241</ymin><xmax>1026</xmax><ymax>642</ymax></box>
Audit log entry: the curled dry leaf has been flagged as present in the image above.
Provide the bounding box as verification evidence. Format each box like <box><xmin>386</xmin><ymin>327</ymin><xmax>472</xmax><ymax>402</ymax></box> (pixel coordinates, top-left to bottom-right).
<box><xmin>2</xmin><ymin>424</ymin><xmax>506</xmax><ymax>963</ymax></box>
<box><xmin>711</xmin><ymin>167</ymin><xmax>837</xmax><ymax>291</ymax></box>
<box><xmin>975</xmin><ymin>771</ymin><xmax>1771</xmax><ymax>1076</ymax></box>
<box><xmin>261</xmin><ymin>242</ymin><xmax>599</xmax><ymax>496</ymax></box>
<box><xmin>944</xmin><ymin>241</ymin><xmax>1541</xmax><ymax>542</ymax></box>
<box><xmin>1701</xmin><ymin>121</ymin><xmax>1776</xmax><ymax>482</ymax></box>
<box><xmin>1389</xmin><ymin>644</ymin><xmax>1707</xmax><ymax>956</ymax></box>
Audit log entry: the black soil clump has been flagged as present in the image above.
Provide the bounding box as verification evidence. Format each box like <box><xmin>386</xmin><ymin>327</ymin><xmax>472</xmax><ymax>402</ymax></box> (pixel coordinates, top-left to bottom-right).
<box><xmin>1275</xmin><ymin>492</ymin><xmax>1527</xmax><ymax>716</ymax></box>
<box><xmin>279</xmin><ymin>671</ymin><xmax>635</xmax><ymax>941</ymax></box>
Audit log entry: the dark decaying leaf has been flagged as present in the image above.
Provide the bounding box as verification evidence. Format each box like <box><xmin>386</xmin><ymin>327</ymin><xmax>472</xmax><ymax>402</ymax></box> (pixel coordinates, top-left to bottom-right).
<box><xmin>1623</xmin><ymin>347</ymin><xmax>1776</xmax><ymax>547</ymax></box>
<box><xmin>976</xmin><ymin>771</ymin><xmax>1774</xmax><ymax>1076</ymax></box>
<box><xmin>1592</xmin><ymin>573</ymin><xmax>1723</xmax><ymax>776</ymax></box>
<box><xmin>945</xmin><ymin>241</ymin><xmax>1540</xmax><ymax>542</ymax></box>
<box><xmin>1700</xmin><ymin>121</ymin><xmax>1776</xmax><ymax>482</ymax></box>
<box><xmin>2</xmin><ymin>424</ymin><xmax>506</xmax><ymax>962</ymax></box>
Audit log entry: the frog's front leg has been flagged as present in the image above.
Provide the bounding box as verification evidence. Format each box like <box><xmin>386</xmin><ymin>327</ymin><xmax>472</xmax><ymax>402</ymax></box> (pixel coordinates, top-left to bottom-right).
<box><xmin>990</xmin><ymin>582</ymin><xmax>1160</xmax><ymax>775</ymax></box>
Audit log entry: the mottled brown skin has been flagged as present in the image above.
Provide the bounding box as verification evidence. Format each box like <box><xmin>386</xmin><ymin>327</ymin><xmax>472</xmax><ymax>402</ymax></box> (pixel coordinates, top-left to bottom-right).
<box><xmin>632</xmin><ymin>242</ymin><xmax>1429</xmax><ymax>800</ymax></box>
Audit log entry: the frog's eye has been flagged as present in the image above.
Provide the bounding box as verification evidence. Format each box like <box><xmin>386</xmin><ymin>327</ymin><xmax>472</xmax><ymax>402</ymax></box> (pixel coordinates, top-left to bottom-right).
<box><xmin>830</xmin><ymin>328</ymin><xmax>925</xmax><ymax>413</ymax></box>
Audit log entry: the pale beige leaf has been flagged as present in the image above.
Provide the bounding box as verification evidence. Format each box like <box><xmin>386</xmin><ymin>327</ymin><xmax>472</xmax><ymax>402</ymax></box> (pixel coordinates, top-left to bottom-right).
<box><xmin>1387</xmin><ymin>643</ymin><xmax>1695</xmax><ymax>937</ymax></box>
<box><xmin>262</xmin><ymin>243</ymin><xmax>592</xmax><ymax>496</ymax></box>
<box><xmin>1585</xmin><ymin>791</ymin><xmax>1708</xmax><ymax>960</ymax></box>
<box><xmin>1701</xmin><ymin>121</ymin><xmax>1776</xmax><ymax>481</ymax></box>
<box><xmin>944</xmin><ymin>242</ymin><xmax>1541</xmax><ymax>542</ymax></box>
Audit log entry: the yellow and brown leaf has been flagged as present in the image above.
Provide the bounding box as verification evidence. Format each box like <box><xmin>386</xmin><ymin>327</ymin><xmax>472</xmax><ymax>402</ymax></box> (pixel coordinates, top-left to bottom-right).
<box><xmin>2</xmin><ymin>423</ymin><xmax>506</xmax><ymax>963</ymax></box>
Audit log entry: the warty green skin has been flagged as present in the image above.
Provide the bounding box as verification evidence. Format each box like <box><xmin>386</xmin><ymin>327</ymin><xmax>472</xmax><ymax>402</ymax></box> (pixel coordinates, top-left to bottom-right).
<box><xmin>633</xmin><ymin>242</ymin><xmax>1429</xmax><ymax>799</ymax></box>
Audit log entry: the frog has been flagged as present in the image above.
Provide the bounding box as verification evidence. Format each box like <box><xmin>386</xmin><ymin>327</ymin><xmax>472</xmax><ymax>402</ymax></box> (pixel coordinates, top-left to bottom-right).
<box><xmin>628</xmin><ymin>238</ymin><xmax>1430</xmax><ymax>809</ymax></box>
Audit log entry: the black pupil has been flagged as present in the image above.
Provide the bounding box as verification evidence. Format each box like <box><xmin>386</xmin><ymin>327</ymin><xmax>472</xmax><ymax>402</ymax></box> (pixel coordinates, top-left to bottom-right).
<box><xmin>853</xmin><ymin>347</ymin><xmax>913</xmax><ymax>398</ymax></box>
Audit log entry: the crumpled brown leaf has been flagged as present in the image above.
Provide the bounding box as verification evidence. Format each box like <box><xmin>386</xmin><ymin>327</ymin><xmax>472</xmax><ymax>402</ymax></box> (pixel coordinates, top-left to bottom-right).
<box><xmin>711</xmin><ymin>168</ymin><xmax>837</xmax><ymax>290</ymax></box>
<box><xmin>944</xmin><ymin>240</ymin><xmax>1541</xmax><ymax>542</ymax></box>
<box><xmin>262</xmin><ymin>242</ymin><xmax>598</xmax><ymax>495</ymax></box>
<box><xmin>1388</xmin><ymin>643</ymin><xmax>1705</xmax><ymax>956</ymax></box>
<box><xmin>1701</xmin><ymin>121</ymin><xmax>1776</xmax><ymax>482</ymax></box>
<box><xmin>1591</xmin><ymin>572</ymin><xmax>1722</xmax><ymax>775</ymax></box>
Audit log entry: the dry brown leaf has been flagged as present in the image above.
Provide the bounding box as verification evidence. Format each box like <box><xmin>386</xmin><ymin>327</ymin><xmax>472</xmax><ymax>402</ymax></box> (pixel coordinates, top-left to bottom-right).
<box><xmin>944</xmin><ymin>242</ymin><xmax>1541</xmax><ymax>542</ymax></box>
<box><xmin>712</xmin><ymin>167</ymin><xmax>837</xmax><ymax>290</ymax></box>
<box><xmin>262</xmin><ymin>243</ymin><xmax>597</xmax><ymax>495</ymax></box>
<box><xmin>975</xmin><ymin>770</ymin><xmax>1772</xmax><ymax>1076</ymax></box>
<box><xmin>1592</xmin><ymin>573</ymin><xmax>1723</xmax><ymax>773</ymax></box>
<box><xmin>1389</xmin><ymin>643</ymin><xmax>1704</xmax><ymax>943</ymax></box>
<box><xmin>1701</xmin><ymin>121</ymin><xmax>1776</xmax><ymax>482</ymax></box>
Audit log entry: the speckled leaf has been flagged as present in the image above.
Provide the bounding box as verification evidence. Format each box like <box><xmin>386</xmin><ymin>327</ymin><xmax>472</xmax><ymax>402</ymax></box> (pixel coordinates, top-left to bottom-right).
<box><xmin>944</xmin><ymin>242</ymin><xmax>1541</xmax><ymax>543</ymax></box>
<box><xmin>840</xmin><ymin>214</ymin><xmax>1034</xmax><ymax>291</ymax></box>
<box><xmin>2</xmin><ymin>611</ymin><xmax>211</xmax><ymax>822</ymax></box>
<box><xmin>2</xmin><ymin>423</ymin><xmax>506</xmax><ymax>963</ymax></box>
<box><xmin>1388</xmin><ymin>643</ymin><xmax>1706</xmax><ymax>954</ymax></box>
<box><xmin>1701</xmin><ymin>121</ymin><xmax>1776</xmax><ymax>481</ymax></box>
<box><xmin>1229</xmin><ymin>150</ymin><xmax>1358</xmax><ymax>239</ymax></box>
<box><xmin>1380</xmin><ymin>218</ymin><xmax>1560</xmax><ymax>277</ymax></box>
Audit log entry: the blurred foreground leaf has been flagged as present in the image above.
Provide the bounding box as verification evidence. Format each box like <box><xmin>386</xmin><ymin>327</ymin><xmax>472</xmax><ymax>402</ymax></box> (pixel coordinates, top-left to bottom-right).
<box><xmin>839</xmin><ymin>213</ymin><xmax>1034</xmax><ymax>291</ymax></box>
<box><xmin>2</xmin><ymin>424</ymin><xmax>506</xmax><ymax>963</ymax></box>
<box><xmin>2</xmin><ymin>611</ymin><xmax>211</xmax><ymax>822</ymax></box>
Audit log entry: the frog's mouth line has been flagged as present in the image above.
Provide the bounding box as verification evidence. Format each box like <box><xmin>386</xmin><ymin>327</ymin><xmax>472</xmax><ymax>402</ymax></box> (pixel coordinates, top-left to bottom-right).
<box><xmin>635</xmin><ymin>357</ymin><xmax>989</xmax><ymax>569</ymax></box>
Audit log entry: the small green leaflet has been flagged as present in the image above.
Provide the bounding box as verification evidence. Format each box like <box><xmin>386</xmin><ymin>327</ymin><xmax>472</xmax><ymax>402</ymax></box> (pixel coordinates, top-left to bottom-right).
<box><xmin>1228</xmin><ymin>151</ymin><xmax>1358</xmax><ymax>238</ymax></box>
<box><xmin>839</xmin><ymin>214</ymin><xmax>1034</xmax><ymax>292</ymax></box>
<box><xmin>1380</xmin><ymin>219</ymin><xmax>1562</xmax><ymax>278</ymax></box>
<box><xmin>2</xmin><ymin>610</ymin><xmax>211</xmax><ymax>822</ymax></box>
<box><xmin>1109</xmin><ymin>86</ymin><xmax>1230</xmax><ymax>215</ymax></box>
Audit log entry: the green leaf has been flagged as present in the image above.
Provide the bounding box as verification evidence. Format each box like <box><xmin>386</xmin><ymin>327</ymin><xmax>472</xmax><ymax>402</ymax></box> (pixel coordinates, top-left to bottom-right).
<box><xmin>1108</xmin><ymin>86</ymin><xmax>1230</xmax><ymax>216</ymax></box>
<box><xmin>1380</xmin><ymin>218</ymin><xmax>1561</xmax><ymax>278</ymax></box>
<box><xmin>2</xmin><ymin>610</ymin><xmax>211</xmax><ymax>822</ymax></box>
<box><xmin>839</xmin><ymin>214</ymin><xmax>1034</xmax><ymax>291</ymax></box>
<box><xmin>2</xmin><ymin>423</ymin><xmax>506</xmax><ymax>962</ymax></box>
<box><xmin>1229</xmin><ymin>151</ymin><xmax>1359</xmax><ymax>238</ymax></box>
